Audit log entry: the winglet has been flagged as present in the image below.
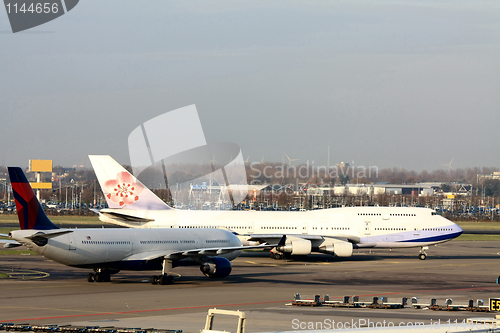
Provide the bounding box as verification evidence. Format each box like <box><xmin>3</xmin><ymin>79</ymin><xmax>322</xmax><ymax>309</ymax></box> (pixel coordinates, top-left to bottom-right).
<box><xmin>89</xmin><ymin>155</ymin><xmax>172</xmax><ymax>210</ymax></box>
<box><xmin>8</xmin><ymin>167</ymin><xmax>59</xmax><ymax>230</ymax></box>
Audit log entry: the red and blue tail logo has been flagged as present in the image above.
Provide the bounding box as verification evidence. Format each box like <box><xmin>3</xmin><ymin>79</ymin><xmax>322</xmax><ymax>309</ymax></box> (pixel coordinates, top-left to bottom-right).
<box><xmin>8</xmin><ymin>167</ymin><xmax>59</xmax><ymax>230</ymax></box>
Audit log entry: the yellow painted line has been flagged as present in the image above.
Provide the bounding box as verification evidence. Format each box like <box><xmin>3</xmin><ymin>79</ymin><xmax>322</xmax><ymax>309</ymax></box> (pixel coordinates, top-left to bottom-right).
<box><xmin>244</xmin><ymin>261</ymin><xmax>280</xmax><ymax>267</ymax></box>
<box><xmin>0</xmin><ymin>269</ymin><xmax>50</xmax><ymax>280</ymax></box>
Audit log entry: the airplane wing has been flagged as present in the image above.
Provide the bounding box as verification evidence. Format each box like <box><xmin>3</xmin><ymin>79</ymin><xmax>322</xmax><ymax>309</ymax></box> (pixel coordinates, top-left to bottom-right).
<box><xmin>247</xmin><ymin>234</ymin><xmax>323</xmax><ymax>242</ymax></box>
<box><xmin>123</xmin><ymin>243</ymin><xmax>278</xmax><ymax>262</ymax></box>
<box><xmin>247</xmin><ymin>234</ymin><xmax>361</xmax><ymax>244</ymax></box>
<box><xmin>325</xmin><ymin>235</ymin><xmax>361</xmax><ymax>244</ymax></box>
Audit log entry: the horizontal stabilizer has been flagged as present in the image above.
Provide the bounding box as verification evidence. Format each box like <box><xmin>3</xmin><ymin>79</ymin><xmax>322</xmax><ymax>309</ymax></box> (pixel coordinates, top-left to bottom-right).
<box><xmin>1</xmin><ymin>239</ymin><xmax>22</xmax><ymax>248</ymax></box>
<box><xmin>4</xmin><ymin>242</ymin><xmax>22</xmax><ymax>248</ymax></box>
<box><xmin>26</xmin><ymin>230</ymin><xmax>73</xmax><ymax>240</ymax></box>
<box><xmin>0</xmin><ymin>233</ymin><xmax>22</xmax><ymax>247</ymax></box>
<box><xmin>100</xmin><ymin>211</ymin><xmax>155</xmax><ymax>224</ymax></box>
<box><xmin>25</xmin><ymin>230</ymin><xmax>73</xmax><ymax>246</ymax></box>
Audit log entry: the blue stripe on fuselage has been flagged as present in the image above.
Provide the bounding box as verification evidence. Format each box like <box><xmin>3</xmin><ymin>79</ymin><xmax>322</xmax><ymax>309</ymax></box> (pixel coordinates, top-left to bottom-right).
<box><xmin>400</xmin><ymin>230</ymin><xmax>463</xmax><ymax>243</ymax></box>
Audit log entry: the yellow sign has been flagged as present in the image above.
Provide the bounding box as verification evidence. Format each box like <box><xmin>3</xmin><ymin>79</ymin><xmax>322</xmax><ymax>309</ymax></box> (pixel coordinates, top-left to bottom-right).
<box><xmin>29</xmin><ymin>160</ymin><xmax>53</xmax><ymax>172</ymax></box>
<box><xmin>489</xmin><ymin>298</ymin><xmax>500</xmax><ymax>311</ymax></box>
<box><xmin>30</xmin><ymin>182</ymin><xmax>52</xmax><ymax>189</ymax></box>
<box><xmin>447</xmin><ymin>194</ymin><xmax>455</xmax><ymax>199</ymax></box>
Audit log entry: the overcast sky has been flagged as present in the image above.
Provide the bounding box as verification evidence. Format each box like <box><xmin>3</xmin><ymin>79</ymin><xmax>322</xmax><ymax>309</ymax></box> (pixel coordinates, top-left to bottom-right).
<box><xmin>1</xmin><ymin>1</ymin><xmax>499</xmax><ymax>172</ymax></box>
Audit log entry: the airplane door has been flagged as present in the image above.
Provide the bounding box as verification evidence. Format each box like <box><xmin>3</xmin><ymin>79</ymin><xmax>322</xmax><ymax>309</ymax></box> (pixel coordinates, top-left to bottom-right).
<box><xmin>68</xmin><ymin>234</ymin><xmax>76</xmax><ymax>250</ymax></box>
<box><xmin>414</xmin><ymin>225</ymin><xmax>420</xmax><ymax>235</ymax></box>
<box><xmin>248</xmin><ymin>222</ymin><xmax>254</xmax><ymax>234</ymax></box>
<box><xmin>193</xmin><ymin>233</ymin><xmax>200</xmax><ymax>247</ymax></box>
<box><xmin>364</xmin><ymin>221</ymin><xmax>371</xmax><ymax>235</ymax></box>
<box><xmin>382</xmin><ymin>208</ymin><xmax>389</xmax><ymax>220</ymax></box>
<box><xmin>302</xmin><ymin>222</ymin><xmax>308</xmax><ymax>234</ymax></box>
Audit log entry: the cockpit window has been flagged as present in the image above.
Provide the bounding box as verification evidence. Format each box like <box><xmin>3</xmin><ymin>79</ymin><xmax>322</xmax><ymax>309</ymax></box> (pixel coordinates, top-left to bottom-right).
<box><xmin>431</xmin><ymin>212</ymin><xmax>437</xmax><ymax>216</ymax></box>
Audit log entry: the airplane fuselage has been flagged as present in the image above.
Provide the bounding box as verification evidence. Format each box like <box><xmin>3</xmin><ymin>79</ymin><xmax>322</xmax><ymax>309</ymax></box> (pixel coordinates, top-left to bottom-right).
<box><xmin>99</xmin><ymin>206</ymin><xmax>462</xmax><ymax>250</ymax></box>
<box><xmin>10</xmin><ymin>228</ymin><xmax>242</xmax><ymax>271</ymax></box>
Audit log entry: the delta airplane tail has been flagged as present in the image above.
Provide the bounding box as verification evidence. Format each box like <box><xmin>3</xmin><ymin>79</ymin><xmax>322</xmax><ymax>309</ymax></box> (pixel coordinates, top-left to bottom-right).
<box><xmin>8</xmin><ymin>167</ymin><xmax>59</xmax><ymax>230</ymax></box>
<box><xmin>89</xmin><ymin>155</ymin><xmax>171</xmax><ymax>211</ymax></box>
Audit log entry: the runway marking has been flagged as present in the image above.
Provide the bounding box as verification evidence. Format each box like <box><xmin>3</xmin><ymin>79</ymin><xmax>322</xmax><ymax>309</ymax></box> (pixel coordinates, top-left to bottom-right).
<box><xmin>245</xmin><ymin>260</ymin><xmax>340</xmax><ymax>266</ymax></box>
<box><xmin>245</xmin><ymin>261</ymin><xmax>278</xmax><ymax>267</ymax></box>
<box><xmin>0</xmin><ymin>269</ymin><xmax>50</xmax><ymax>280</ymax></box>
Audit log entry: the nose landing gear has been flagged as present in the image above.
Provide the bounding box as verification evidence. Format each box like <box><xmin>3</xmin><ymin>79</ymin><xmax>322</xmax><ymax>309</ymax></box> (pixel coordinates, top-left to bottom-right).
<box><xmin>418</xmin><ymin>246</ymin><xmax>428</xmax><ymax>260</ymax></box>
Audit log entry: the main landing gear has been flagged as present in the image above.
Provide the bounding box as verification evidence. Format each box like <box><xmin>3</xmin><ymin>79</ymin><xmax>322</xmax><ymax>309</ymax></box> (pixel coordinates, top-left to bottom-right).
<box><xmin>87</xmin><ymin>268</ymin><xmax>111</xmax><ymax>282</ymax></box>
<box><xmin>270</xmin><ymin>250</ymin><xmax>286</xmax><ymax>260</ymax></box>
<box><xmin>151</xmin><ymin>274</ymin><xmax>175</xmax><ymax>285</ymax></box>
<box><xmin>151</xmin><ymin>258</ymin><xmax>175</xmax><ymax>285</ymax></box>
<box><xmin>418</xmin><ymin>246</ymin><xmax>428</xmax><ymax>260</ymax></box>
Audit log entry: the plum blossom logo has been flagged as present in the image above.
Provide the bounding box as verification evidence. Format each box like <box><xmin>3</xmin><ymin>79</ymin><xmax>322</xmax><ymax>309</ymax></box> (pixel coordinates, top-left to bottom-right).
<box><xmin>104</xmin><ymin>171</ymin><xmax>144</xmax><ymax>206</ymax></box>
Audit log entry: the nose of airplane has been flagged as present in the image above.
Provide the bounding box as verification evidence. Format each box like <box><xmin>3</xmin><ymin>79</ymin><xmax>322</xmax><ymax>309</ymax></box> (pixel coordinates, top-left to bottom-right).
<box><xmin>446</xmin><ymin>219</ymin><xmax>464</xmax><ymax>237</ymax></box>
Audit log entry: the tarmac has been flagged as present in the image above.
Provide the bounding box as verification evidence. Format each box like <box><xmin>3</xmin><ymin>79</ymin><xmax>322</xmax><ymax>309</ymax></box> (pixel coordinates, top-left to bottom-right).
<box><xmin>1</xmin><ymin>241</ymin><xmax>500</xmax><ymax>332</ymax></box>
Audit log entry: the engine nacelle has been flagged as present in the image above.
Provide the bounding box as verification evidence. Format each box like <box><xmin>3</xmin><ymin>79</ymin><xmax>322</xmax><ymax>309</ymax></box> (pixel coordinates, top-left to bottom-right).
<box><xmin>200</xmin><ymin>257</ymin><xmax>232</xmax><ymax>279</ymax></box>
<box><xmin>320</xmin><ymin>242</ymin><xmax>353</xmax><ymax>257</ymax></box>
<box><xmin>277</xmin><ymin>239</ymin><xmax>312</xmax><ymax>255</ymax></box>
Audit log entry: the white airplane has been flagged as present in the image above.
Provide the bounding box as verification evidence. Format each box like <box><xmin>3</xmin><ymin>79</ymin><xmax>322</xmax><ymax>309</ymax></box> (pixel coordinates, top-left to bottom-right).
<box><xmin>0</xmin><ymin>167</ymin><xmax>275</xmax><ymax>285</ymax></box>
<box><xmin>90</xmin><ymin>155</ymin><xmax>463</xmax><ymax>261</ymax></box>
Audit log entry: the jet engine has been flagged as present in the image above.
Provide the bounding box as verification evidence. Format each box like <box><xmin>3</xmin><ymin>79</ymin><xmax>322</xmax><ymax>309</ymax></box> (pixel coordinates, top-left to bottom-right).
<box><xmin>320</xmin><ymin>241</ymin><xmax>353</xmax><ymax>257</ymax></box>
<box><xmin>277</xmin><ymin>239</ymin><xmax>312</xmax><ymax>255</ymax></box>
<box><xmin>200</xmin><ymin>257</ymin><xmax>232</xmax><ymax>278</ymax></box>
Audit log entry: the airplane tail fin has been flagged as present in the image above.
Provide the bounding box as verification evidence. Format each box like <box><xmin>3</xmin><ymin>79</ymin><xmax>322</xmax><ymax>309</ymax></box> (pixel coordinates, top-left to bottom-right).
<box><xmin>8</xmin><ymin>167</ymin><xmax>59</xmax><ymax>230</ymax></box>
<box><xmin>89</xmin><ymin>155</ymin><xmax>172</xmax><ymax>210</ymax></box>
